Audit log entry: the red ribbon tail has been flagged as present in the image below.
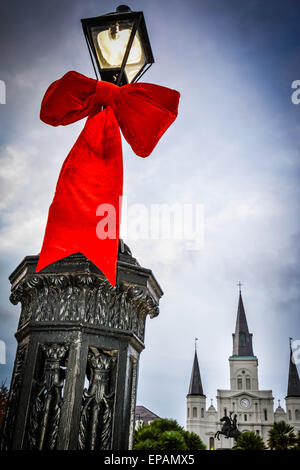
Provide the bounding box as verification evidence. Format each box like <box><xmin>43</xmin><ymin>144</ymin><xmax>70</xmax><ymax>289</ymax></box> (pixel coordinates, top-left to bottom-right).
<box><xmin>36</xmin><ymin>245</ymin><xmax>118</xmax><ymax>286</ymax></box>
<box><xmin>36</xmin><ymin>108</ymin><xmax>123</xmax><ymax>287</ymax></box>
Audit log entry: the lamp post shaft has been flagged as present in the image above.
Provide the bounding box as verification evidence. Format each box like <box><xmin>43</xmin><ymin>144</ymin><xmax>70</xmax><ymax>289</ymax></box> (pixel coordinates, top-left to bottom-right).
<box><xmin>0</xmin><ymin>245</ymin><xmax>162</xmax><ymax>450</ymax></box>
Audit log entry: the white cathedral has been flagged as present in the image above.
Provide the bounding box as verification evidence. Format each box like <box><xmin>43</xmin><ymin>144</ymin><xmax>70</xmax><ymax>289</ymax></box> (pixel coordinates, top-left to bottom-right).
<box><xmin>186</xmin><ymin>290</ymin><xmax>300</xmax><ymax>450</ymax></box>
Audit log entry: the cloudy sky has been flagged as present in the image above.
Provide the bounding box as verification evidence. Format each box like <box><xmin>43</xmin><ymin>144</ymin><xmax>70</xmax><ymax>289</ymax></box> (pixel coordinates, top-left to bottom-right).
<box><xmin>0</xmin><ymin>0</ymin><xmax>300</xmax><ymax>427</ymax></box>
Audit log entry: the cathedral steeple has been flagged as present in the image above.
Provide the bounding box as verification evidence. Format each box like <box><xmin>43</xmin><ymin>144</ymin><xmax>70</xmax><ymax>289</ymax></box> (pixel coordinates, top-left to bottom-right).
<box><xmin>232</xmin><ymin>286</ymin><xmax>254</xmax><ymax>357</ymax></box>
<box><xmin>286</xmin><ymin>338</ymin><xmax>300</xmax><ymax>398</ymax></box>
<box><xmin>188</xmin><ymin>346</ymin><xmax>205</xmax><ymax>396</ymax></box>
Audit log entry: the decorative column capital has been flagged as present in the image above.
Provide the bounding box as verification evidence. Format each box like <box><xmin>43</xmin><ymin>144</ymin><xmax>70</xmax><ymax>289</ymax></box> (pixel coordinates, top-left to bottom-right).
<box><xmin>10</xmin><ymin>272</ymin><xmax>159</xmax><ymax>343</ymax></box>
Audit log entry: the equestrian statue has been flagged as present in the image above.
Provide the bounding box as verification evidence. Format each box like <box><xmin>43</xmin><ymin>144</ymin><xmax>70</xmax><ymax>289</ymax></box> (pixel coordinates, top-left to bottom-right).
<box><xmin>215</xmin><ymin>411</ymin><xmax>241</xmax><ymax>441</ymax></box>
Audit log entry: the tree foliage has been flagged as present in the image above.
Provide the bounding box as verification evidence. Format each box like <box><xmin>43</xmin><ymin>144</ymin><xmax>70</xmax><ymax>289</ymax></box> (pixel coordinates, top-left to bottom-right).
<box><xmin>134</xmin><ymin>418</ymin><xmax>206</xmax><ymax>450</ymax></box>
<box><xmin>293</xmin><ymin>431</ymin><xmax>300</xmax><ymax>451</ymax></box>
<box><xmin>268</xmin><ymin>421</ymin><xmax>297</xmax><ymax>450</ymax></box>
<box><xmin>233</xmin><ymin>431</ymin><xmax>266</xmax><ymax>450</ymax></box>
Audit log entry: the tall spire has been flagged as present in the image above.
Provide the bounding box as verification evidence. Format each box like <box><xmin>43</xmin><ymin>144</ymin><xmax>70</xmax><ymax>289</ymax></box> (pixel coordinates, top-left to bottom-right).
<box><xmin>232</xmin><ymin>287</ymin><xmax>254</xmax><ymax>356</ymax></box>
<box><xmin>188</xmin><ymin>343</ymin><xmax>204</xmax><ymax>396</ymax></box>
<box><xmin>287</xmin><ymin>338</ymin><xmax>300</xmax><ymax>397</ymax></box>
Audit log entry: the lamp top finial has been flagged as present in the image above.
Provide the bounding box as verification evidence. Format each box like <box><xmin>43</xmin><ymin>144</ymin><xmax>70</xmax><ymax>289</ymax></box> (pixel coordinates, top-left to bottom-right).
<box><xmin>116</xmin><ymin>5</ymin><xmax>131</xmax><ymax>12</ymax></box>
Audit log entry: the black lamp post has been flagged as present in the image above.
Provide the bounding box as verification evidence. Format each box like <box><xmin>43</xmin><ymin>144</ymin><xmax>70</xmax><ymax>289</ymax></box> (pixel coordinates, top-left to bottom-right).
<box><xmin>81</xmin><ymin>5</ymin><xmax>154</xmax><ymax>86</ymax></box>
<box><xmin>0</xmin><ymin>6</ymin><xmax>162</xmax><ymax>451</ymax></box>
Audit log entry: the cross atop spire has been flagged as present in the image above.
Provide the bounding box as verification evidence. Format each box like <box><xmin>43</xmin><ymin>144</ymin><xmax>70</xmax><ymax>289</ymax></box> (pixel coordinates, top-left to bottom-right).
<box><xmin>195</xmin><ymin>337</ymin><xmax>198</xmax><ymax>352</ymax></box>
<box><xmin>287</xmin><ymin>337</ymin><xmax>300</xmax><ymax>398</ymax></box>
<box><xmin>237</xmin><ymin>281</ymin><xmax>243</xmax><ymax>293</ymax></box>
<box><xmin>232</xmin><ymin>289</ymin><xmax>254</xmax><ymax>356</ymax></box>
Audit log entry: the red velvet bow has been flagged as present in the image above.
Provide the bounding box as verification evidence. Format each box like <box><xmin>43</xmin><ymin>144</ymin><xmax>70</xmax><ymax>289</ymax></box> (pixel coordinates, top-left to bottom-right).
<box><xmin>36</xmin><ymin>71</ymin><xmax>180</xmax><ymax>285</ymax></box>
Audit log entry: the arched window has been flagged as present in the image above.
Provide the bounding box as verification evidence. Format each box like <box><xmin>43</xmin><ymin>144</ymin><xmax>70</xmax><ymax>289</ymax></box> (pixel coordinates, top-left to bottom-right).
<box><xmin>246</xmin><ymin>377</ymin><xmax>251</xmax><ymax>390</ymax></box>
<box><xmin>239</xmin><ymin>332</ymin><xmax>246</xmax><ymax>347</ymax></box>
<box><xmin>237</xmin><ymin>377</ymin><xmax>243</xmax><ymax>390</ymax></box>
<box><xmin>264</xmin><ymin>409</ymin><xmax>268</xmax><ymax>421</ymax></box>
<box><xmin>193</xmin><ymin>407</ymin><xmax>197</xmax><ymax>418</ymax></box>
<box><xmin>295</xmin><ymin>409</ymin><xmax>300</xmax><ymax>420</ymax></box>
<box><xmin>187</xmin><ymin>408</ymin><xmax>190</xmax><ymax>418</ymax></box>
<box><xmin>209</xmin><ymin>437</ymin><xmax>215</xmax><ymax>450</ymax></box>
<box><xmin>288</xmin><ymin>409</ymin><xmax>292</xmax><ymax>420</ymax></box>
<box><xmin>201</xmin><ymin>408</ymin><xmax>204</xmax><ymax>418</ymax></box>
<box><xmin>244</xmin><ymin>414</ymin><xmax>247</xmax><ymax>421</ymax></box>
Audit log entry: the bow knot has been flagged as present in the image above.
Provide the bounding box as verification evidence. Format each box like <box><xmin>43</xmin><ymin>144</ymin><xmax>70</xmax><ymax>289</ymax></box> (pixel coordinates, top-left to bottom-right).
<box><xmin>36</xmin><ymin>71</ymin><xmax>180</xmax><ymax>285</ymax></box>
<box><xmin>95</xmin><ymin>80</ymin><xmax>120</xmax><ymax>109</ymax></box>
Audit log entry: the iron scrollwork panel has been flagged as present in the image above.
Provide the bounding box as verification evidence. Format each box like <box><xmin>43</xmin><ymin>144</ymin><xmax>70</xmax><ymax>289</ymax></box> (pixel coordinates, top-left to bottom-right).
<box><xmin>0</xmin><ymin>343</ymin><xmax>28</xmax><ymax>449</ymax></box>
<box><xmin>78</xmin><ymin>347</ymin><xmax>117</xmax><ymax>450</ymax></box>
<box><xmin>128</xmin><ymin>357</ymin><xmax>138</xmax><ymax>450</ymax></box>
<box><xmin>25</xmin><ymin>343</ymin><xmax>69</xmax><ymax>450</ymax></box>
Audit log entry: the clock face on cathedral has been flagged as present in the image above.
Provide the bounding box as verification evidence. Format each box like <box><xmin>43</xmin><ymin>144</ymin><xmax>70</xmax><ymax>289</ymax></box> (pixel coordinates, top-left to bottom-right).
<box><xmin>240</xmin><ymin>398</ymin><xmax>250</xmax><ymax>408</ymax></box>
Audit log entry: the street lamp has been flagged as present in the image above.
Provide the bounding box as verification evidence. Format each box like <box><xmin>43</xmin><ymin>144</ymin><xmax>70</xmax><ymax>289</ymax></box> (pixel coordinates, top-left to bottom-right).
<box><xmin>81</xmin><ymin>5</ymin><xmax>154</xmax><ymax>86</ymax></box>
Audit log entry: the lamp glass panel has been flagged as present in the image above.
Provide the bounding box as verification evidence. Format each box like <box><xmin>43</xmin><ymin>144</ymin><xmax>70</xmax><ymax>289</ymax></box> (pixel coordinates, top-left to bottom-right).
<box><xmin>124</xmin><ymin>30</ymin><xmax>146</xmax><ymax>82</ymax></box>
<box><xmin>98</xmin><ymin>27</ymin><xmax>143</xmax><ymax>68</ymax></box>
<box><xmin>90</xmin><ymin>18</ymin><xmax>147</xmax><ymax>83</ymax></box>
<box><xmin>91</xmin><ymin>19</ymin><xmax>135</xmax><ymax>69</ymax></box>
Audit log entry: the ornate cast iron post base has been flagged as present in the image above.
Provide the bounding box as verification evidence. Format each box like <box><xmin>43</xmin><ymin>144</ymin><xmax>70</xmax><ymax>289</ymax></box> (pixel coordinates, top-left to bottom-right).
<box><xmin>0</xmin><ymin>241</ymin><xmax>162</xmax><ymax>450</ymax></box>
